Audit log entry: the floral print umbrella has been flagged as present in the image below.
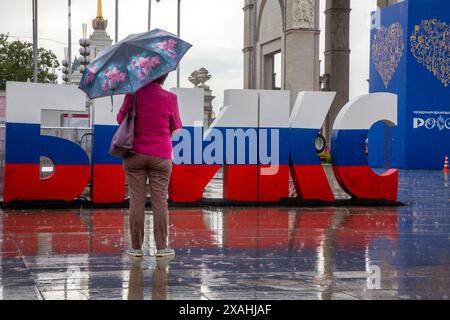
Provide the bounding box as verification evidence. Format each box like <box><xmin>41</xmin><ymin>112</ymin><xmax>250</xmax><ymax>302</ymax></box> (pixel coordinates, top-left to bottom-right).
<box><xmin>78</xmin><ymin>28</ymin><xmax>192</xmax><ymax>99</ymax></box>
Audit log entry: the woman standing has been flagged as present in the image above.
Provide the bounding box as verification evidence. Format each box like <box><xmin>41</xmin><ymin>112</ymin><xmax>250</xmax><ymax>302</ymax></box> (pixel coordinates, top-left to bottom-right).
<box><xmin>117</xmin><ymin>73</ymin><xmax>182</xmax><ymax>258</ymax></box>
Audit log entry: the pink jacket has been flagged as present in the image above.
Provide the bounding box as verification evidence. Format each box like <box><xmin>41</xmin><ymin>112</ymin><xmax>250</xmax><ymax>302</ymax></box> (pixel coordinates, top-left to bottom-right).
<box><xmin>117</xmin><ymin>82</ymin><xmax>183</xmax><ymax>160</ymax></box>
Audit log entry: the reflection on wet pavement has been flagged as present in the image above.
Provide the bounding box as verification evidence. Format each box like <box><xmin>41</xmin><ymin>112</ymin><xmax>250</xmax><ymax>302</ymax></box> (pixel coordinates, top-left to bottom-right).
<box><xmin>0</xmin><ymin>170</ymin><xmax>449</xmax><ymax>300</ymax></box>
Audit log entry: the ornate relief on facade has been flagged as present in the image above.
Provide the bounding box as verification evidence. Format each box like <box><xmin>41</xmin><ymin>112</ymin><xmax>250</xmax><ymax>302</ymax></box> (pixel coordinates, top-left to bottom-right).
<box><xmin>293</xmin><ymin>0</ymin><xmax>315</xmax><ymax>29</ymax></box>
<box><xmin>410</xmin><ymin>19</ymin><xmax>450</xmax><ymax>87</ymax></box>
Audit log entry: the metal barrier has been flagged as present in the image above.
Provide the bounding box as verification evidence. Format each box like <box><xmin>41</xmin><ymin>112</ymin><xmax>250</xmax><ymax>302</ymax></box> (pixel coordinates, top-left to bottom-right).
<box><xmin>40</xmin><ymin>127</ymin><xmax>92</xmax><ymax>158</ymax></box>
<box><xmin>41</xmin><ymin>127</ymin><xmax>93</xmax><ymax>198</ymax></box>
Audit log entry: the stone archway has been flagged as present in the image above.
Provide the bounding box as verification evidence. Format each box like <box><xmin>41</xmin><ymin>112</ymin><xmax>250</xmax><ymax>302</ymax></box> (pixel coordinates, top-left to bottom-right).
<box><xmin>256</xmin><ymin>0</ymin><xmax>285</xmax><ymax>42</ymax></box>
<box><xmin>256</xmin><ymin>0</ymin><xmax>284</xmax><ymax>90</ymax></box>
<box><xmin>244</xmin><ymin>0</ymin><xmax>321</xmax><ymax>109</ymax></box>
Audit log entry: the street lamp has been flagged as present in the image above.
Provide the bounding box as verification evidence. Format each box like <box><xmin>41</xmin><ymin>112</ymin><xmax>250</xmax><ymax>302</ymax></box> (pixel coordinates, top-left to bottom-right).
<box><xmin>31</xmin><ymin>59</ymin><xmax>42</xmax><ymax>83</ymax></box>
<box><xmin>79</xmin><ymin>24</ymin><xmax>91</xmax><ymax>75</ymax></box>
<box><xmin>148</xmin><ymin>0</ymin><xmax>152</xmax><ymax>31</ymax></box>
<box><xmin>32</xmin><ymin>0</ymin><xmax>38</xmax><ymax>83</ymax></box>
<box><xmin>148</xmin><ymin>0</ymin><xmax>162</xmax><ymax>31</ymax></box>
<box><xmin>176</xmin><ymin>0</ymin><xmax>180</xmax><ymax>88</ymax></box>
<box><xmin>62</xmin><ymin>47</ymin><xmax>69</xmax><ymax>84</ymax></box>
<box><xmin>115</xmin><ymin>0</ymin><xmax>119</xmax><ymax>43</ymax></box>
<box><xmin>62</xmin><ymin>59</ymin><xmax>69</xmax><ymax>84</ymax></box>
<box><xmin>68</xmin><ymin>0</ymin><xmax>72</xmax><ymax>83</ymax></box>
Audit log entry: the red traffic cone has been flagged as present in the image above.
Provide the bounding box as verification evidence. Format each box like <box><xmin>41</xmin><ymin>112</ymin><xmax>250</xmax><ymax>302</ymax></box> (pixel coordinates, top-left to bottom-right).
<box><xmin>444</xmin><ymin>155</ymin><xmax>449</xmax><ymax>172</ymax></box>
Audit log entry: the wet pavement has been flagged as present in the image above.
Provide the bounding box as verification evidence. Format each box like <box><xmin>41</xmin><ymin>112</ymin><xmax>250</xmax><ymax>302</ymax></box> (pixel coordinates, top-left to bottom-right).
<box><xmin>0</xmin><ymin>170</ymin><xmax>449</xmax><ymax>300</ymax></box>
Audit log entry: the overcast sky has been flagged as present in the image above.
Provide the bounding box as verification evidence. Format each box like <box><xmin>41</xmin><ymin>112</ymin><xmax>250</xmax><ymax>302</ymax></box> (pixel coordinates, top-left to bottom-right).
<box><xmin>0</xmin><ymin>0</ymin><xmax>377</xmax><ymax>112</ymax></box>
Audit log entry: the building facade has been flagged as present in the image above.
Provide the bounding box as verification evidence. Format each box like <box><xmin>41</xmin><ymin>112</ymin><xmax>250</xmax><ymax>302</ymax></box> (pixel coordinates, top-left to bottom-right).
<box><xmin>243</xmin><ymin>0</ymin><xmax>402</xmax><ymax>142</ymax></box>
<box><xmin>71</xmin><ymin>0</ymin><xmax>113</xmax><ymax>86</ymax></box>
<box><xmin>243</xmin><ymin>0</ymin><xmax>321</xmax><ymax>107</ymax></box>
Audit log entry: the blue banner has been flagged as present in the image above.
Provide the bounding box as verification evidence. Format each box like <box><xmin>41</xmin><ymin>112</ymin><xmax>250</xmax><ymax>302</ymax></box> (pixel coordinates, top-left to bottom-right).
<box><xmin>369</xmin><ymin>0</ymin><xmax>450</xmax><ymax>169</ymax></box>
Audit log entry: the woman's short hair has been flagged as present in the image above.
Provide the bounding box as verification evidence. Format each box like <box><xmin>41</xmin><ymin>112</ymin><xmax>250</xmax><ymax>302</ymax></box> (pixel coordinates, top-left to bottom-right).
<box><xmin>154</xmin><ymin>73</ymin><xmax>169</xmax><ymax>84</ymax></box>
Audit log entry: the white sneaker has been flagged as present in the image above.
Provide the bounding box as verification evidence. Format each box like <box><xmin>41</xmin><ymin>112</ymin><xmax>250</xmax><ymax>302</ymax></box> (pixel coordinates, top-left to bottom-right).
<box><xmin>155</xmin><ymin>248</ymin><xmax>175</xmax><ymax>258</ymax></box>
<box><xmin>127</xmin><ymin>248</ymin><xmax>144</xmax><ymax>257</ymax></box>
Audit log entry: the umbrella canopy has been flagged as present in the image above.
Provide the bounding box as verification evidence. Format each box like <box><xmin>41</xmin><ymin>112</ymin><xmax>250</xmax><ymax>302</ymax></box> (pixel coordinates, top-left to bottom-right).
<box><xmin>78</xmin><ymin>28</ymin><xmax>192</xmax><ymax>99</ymax></box>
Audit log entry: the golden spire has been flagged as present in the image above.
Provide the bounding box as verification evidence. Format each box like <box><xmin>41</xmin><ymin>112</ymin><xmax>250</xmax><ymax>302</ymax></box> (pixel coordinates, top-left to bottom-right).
<box><xmin>92</xmin><ymin>0</ymin><xmax>108</xmax><ymax>31</ymax></box>
<box><xmin>97</xmin><ymin>0</ymin><xmax>103</xmax><ymax>18</ymax></box>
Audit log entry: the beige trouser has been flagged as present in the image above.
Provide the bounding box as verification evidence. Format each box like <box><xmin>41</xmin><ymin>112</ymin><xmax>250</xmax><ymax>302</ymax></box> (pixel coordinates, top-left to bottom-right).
<box><xmin>124</xmin><ymin>153</ymin><xmax>172</xmax><ymax>250</ymax></box>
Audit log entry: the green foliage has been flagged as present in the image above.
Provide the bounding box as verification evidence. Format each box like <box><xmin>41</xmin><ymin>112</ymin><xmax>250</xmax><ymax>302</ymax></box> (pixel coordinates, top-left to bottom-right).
<box><xmin>0</xmin><ymin>34</ymin><xmax>60</xmax><ymax>90</ymax></box>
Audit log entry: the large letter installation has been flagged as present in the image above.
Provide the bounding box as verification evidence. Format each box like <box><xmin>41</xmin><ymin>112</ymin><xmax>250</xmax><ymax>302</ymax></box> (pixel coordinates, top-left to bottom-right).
<box><xmin>4</xmin><ymin>82</ymin><xmax>90</xmax><ymax>201</ymax></box>
<box><xmin>3</xmin><ymin>82</ymin><xmax>399</xmax><ymax>203</ymax></box>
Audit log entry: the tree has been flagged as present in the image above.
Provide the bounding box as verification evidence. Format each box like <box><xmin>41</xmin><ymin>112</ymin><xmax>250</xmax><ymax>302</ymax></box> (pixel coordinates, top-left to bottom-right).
<box><xmin>0</xmin><ymin>34</ymin><xmax>60</xmax><ymax>90</ymax></box>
